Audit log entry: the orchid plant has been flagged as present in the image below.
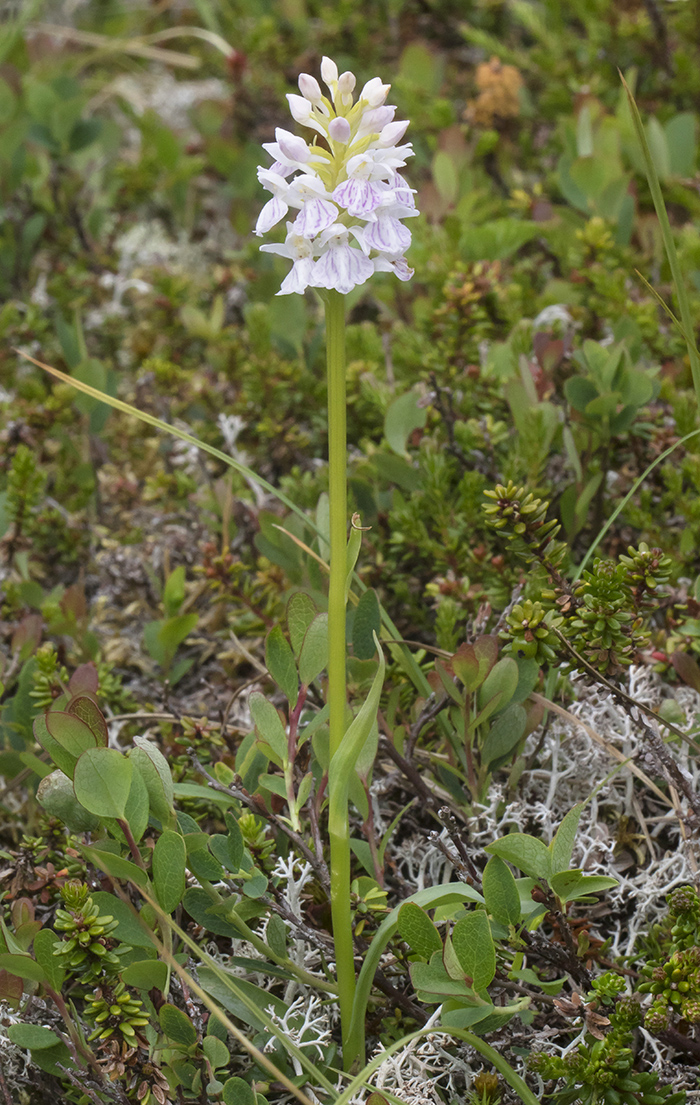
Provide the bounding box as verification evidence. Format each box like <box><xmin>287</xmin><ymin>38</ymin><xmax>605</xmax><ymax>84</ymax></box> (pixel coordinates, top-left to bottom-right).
<box><xmin>255</xmin><ymin>57</ymin><xmax>418</xmax><ymax>1066</ymax></box>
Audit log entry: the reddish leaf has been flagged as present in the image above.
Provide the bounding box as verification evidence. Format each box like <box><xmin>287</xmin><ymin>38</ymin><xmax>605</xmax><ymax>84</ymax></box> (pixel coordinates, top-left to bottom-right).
<box><xmin>67</xmin><ymin>695</ymin><xmax>108</xmax><ymax>746</ymax></box>
<box><xmin>61</xmin><ymin>583</ymin><xmax>87</xmax><ymax>621</ymax></box>
<box><xmin>68</xmin><ymin>662</ymin><xmax>99</xmax><ymax>696</ymax></box>
<box><xmin>0</xmin><ymin>969</ymin><xmax>23</xmax><ymax>1008</ymax></box>
<box><xmin>11</xmin><ymin>614</ymin><xmax>42</xmax><ymax>658</ymax></box>
<box><xmin>671</xmin><ymin>650</ymin><xmax>700</xmax><ymax>694</ymax></box>
<box><xmin>11</xmin><ymin>898</ymin><xmax>34</xmax><ymax>928</ymax></box>
<box><xmin>452</xmin><ymin>635</ymin><xmax>499</xmax><ymax>691</ymax></box>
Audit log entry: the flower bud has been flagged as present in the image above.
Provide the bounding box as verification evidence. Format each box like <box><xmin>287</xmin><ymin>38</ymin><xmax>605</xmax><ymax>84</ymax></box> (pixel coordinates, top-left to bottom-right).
<box><xmin>321</xmin><ymin>56</ymin><xmax>339</xmax><ymax>87</ymax></box>
<box><xmin>275</xmin><ymin>127</ymin><xmax>310</xmax><ymax>163</ymax></box>
<box><xmin>298</xmin><ymin>73</ymin><xmax>323</xmax><ymax>103</ymax></box>
<box><xmin>360</xmin><ymin>77</ymin><xmax>390</xmax><ymax>107</ymax></box>
<box><xmin>329</xmin><ymin>117</ymin><xmax>351</xmax><ymax>143</ymax></box>
<box><xmin>378</xmin><ymin>119</ymin><xmax>410</xmax><ymax>147</ymax></box>
<box><xmin>287</xmin><ymin>94</ymin><xmax>313</xmax><ymax>124</ymax></box>
<box><xmin>337</xmin><ymin>71</ymin><xmax>356</xmax><ymax>95</ymax></box>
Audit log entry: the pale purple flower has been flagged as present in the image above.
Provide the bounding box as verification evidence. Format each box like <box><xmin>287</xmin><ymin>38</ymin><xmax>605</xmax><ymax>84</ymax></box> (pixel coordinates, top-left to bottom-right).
<box><xmin>255</xmin><ymin>57</ymin><xmax>418</xmax><ymax>295</ymax></box>
<box><xmin>310</xmin><ymin>226</ymin><xmax>374</xmax><ymax>296</ymax></box>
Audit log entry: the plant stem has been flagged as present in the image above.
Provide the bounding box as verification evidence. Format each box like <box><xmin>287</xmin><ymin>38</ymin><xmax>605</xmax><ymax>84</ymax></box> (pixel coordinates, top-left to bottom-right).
<box><xmin>324</xmin><ymin>289</ymin><xmax>356</xmax><ymax>1066</ymax></box>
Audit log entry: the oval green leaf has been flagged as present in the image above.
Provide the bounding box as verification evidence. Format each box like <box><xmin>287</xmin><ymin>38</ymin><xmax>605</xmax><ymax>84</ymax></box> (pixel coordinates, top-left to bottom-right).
<box><xmin>73</xmin><ymin>747</ymin><xmax>132</xmax><ymax>820</ymax></box>
<box><xmin>152</xmin><ymin>830</ymin><xmax>187</xmax><ymax>913</ymax></box>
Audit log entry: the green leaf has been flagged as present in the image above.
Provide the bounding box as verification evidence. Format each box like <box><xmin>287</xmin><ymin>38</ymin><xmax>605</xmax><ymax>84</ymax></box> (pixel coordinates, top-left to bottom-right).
<box><xmin>203</xmin><ymin>1034</ymin><xmax>230</xmax><ymax>1069</ymax></box>
<box><xmin>32</xmin><ymin>929</ymin><xmax>65</xmax><ymax>991</ymax></box>
<box><xmin>0</xmin><ymin>954</ymin><xmax>46</xmax><ymax>984</ymax></box>
<box><xmin>197</xmin><ymin>967</ymin><xmax>288</xmax><ymax>1033</ymax></box>
<box><xmin>352</xmin><ymin>589</ymin><xmax>381</xmax><ymax>660</ymax></box>
<box><xmin>549</xmin><ymin>804</ymin><xmax>583</xmax><ymax>874</ymax></box>
<box><xmin>223</xmin><ymin>1078</ymin><xmax>255</xmax><ymax>1105</ymax></box>
<box><xmin>480</xmin><ymin>703</ymin><xmax>527</xmax><ymax>767</ymax></box>
<box><xmin>45</xmin><ymin>710</ymin><xmax>98</xmax><ymax>760</ymax></box>
<box><xmin>551</xmin><ymin>872</ymin><xmax>618</xmax><ymax>902</ymax></box>
<box><xmin>265</xmin><ymin>913</ymin><xmax>288</xmax><ymax>958</ymax></box>
<box><xmin>265</xmin><ymin>626</ymin><xmax>298</xmax><ymax>705</ymax></box>
<box><xmin>409</xmin><ymin>959</ymin><xmax>476</xmax><ymax>1000</ymax></box>
<box><xmin>384</xmin><ymin>389</ymin><xmax>427</xmax><ymax>456</ymax></box>
<box><xmin>187</xmin><ymin>847</ymin><xmax>225</xmax><ymax>882</ymax></box>
<box><xmin>451</xmin><ymin>911</ymin><xmax>496</xmax><ymax>992</ymax></box>
<box><xmin>477</xmin><ymin>657</ymin><xmax>519</xmax><ymax>716</ymax></box>
<box><xmin>511</xmin><ymin>657</ymin><xmax>540</xmax><ymax>703</ymax></box>
<box><xmin>482</xmin><ymin>855</ymin><xmax>521</xmax><ymax>927</ymax></box>
<box><xmin>564</xmin><ymin>375</ymin><xmax>599</xmax><ymax>412</ymax></box>
<box><xmin>144</xmin><ymin>613</ymin><xmax>198</xmax><ymax>671</ymax></box>
<box><xmin>81</xmin><ymin>846</ymin><xmax>149</xmax><ymax>889</ymax></box>
<box><xmin>121</xmin><ymin>958</ymin><xmax>168</xmax><ymax>991</ymax></box>
<box><xmin>36</xmin><ymin>769</ymin><xmax>101</xmax><ymax>833</ymax></box>
<box><xmin>249</xmin><ymin>692</ymin><xmax>287</xmax><ymax>767</ymax></box>
<box><xmin>131</xmin><ymin>737</ymin><xmax>175</xmax><ymax>824</ymax></box>
<box><xmin>298</xmin><ymin>613</ymin><xmax>328</xmax><ymax>686</ymax></box>
<box><xmin>152</xmin><ymin>830</ymin><xmax>187</xmax><ymax>913</ymax></box>
<box><xmin>329</xmin><ymin>637</ymin><xmax>385</xmax><ymax>806</ymax></box>
<box><xmin>397</xmin><ymin>902</ymin><xmax>443</xmax><ymax>960</ymax></box>
<box><xmin>182</xmin><ymin>888</ymin><xmax>240</xmax><ymax>938</ymax></box>
<box><xmin>159</xmin><ymin>1002</ymin><xmax>197</xmax><ymax>1047</ymax></box>
<box><xmin>665</xmin><ymin>112</ymin><xmax>696</xmax><ymax>176</ymax></box>
<box><xmin>122</xmin><ymin>762</ymin><xmax>150</xmax><ymax>844</ymax></box>
<box><xmin>257</xmin><ymin>774</ymin><xmax>288</xmax><ymax>799</ymax></box>
<box><xmin>7</xmin><ymin>1024</ymin><xmax>60</xmax><ymax>1049</ymax></box>
<box><xmin>90</xmin><ymin>891</ymin><xmax>157</xmax><ymax>948</ymax></box>
<box><xmin>73</xmin><ymin>747</ymin><xmax>132</xmax><ymax>820</ymax></box>
<box><xmin>224</xmin><ymin>812</ymin><xmax>244</xmax><ymax>870</ymax></box>
<box><xmin>485</xmin><ymin>834</ymin><xmax>551</xmax><ymax>881</ymax></box>
<box><xmin>163</xmin><ymin>565</ymin><xmax>187</xmax><ymax>617</ymax></box>
<box><xmin>345</xmin><ymin>523</ymin><xmax>363</xmax><ymax>604</ymax></box>
<box><xmin>646</xmin><ymin>116</ymin><xmax>670</xmax><ymax>181</ymax></box>
<box><xmin>432</xmin><ymin>149</ymin><xmax>459</xmax><ymax>203</ymax></box>
<box><xmin>461</xmin><ymin>218</ymin><xmax>539</xmax><ymax>262</ymax></box>
<box><xmin>287</xmin><ymin>592</ymin><xmax>317</xmax><ymax>656</ymax></box>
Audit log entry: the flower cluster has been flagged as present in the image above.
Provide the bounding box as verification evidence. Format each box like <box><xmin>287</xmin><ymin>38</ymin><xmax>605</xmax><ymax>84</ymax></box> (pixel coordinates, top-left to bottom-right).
<box><xmin>255</xmin><ymin>56</ymin><xmax>417</xmax><ymax>295</ymax></box>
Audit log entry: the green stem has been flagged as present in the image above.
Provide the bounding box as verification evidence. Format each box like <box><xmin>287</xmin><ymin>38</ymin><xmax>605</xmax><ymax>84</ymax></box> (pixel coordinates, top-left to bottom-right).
<box><xmin>324</xmin><ymin>289</ymin><xmax>356</xmax><ymax>1067</ymax></box>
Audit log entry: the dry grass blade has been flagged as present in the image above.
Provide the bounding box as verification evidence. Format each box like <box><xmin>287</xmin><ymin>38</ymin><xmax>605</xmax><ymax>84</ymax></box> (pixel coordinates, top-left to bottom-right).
<box><xmin>26</xmin><ymin>23</ymin><xmax>200</xmax><ymax>68</ymax></box>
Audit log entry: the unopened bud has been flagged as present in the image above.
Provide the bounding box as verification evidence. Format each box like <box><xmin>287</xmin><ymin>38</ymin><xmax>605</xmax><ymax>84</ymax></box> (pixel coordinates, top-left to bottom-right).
<box><xmin>321</xmin><ymin>56</ymin><xmax>339</xmax><ymax>87</ymax></box>
<box><xmin>329</xmin><ymin>117</ymin><xmax>351</xmax><ymax>143</ymax></box>
<box><xmin>275</xmin><ymin>128</ymin><xmax>310</xmax><ymax>163</ymax></box>
<box><xmin>360</xmin><ymin>77</ymin><xmax>390</xmax><ymax>107</ymax></box>
<box><xmin>337</xmin><ymin>71</ymin><xmax>356</xmax><ymax>95</ymax></box>
<box><xmin>287</xmin><ymin>94</ymin><xmax>313</xmax><ymax>124</ymax></box>
<box><xmin>378</xmin><ymin>119</ymin><xmax>410</xmax><ymax>147</ymax></box>
<box><xmin>298</xmin><ymin>73</ymin><xmax>323</xmax><ymax>103</ymax></box>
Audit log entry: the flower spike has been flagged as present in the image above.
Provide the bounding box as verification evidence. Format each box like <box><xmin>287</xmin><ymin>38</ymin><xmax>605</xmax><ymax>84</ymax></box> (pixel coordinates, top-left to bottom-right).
<box><xmin>255</xmin><ymin>58</ymin><xmax>417</xmax><ymax>295</ymax></box>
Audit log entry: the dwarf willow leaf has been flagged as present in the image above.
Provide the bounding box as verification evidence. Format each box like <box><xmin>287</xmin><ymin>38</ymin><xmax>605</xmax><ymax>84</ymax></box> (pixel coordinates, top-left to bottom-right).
<box><xmin>451</xmin><ymin>911</ymin><xmax>496</xmax><ymax>993</ymax></box>
<box><xmin>287</xmin><ymin>591</ymin><xmax>316</xmax><ymax>657</ymax></box>
<box><xmin>153</xmin><ymin>830</ymin><xmax>187</xmax><ymax>913</ymax></box>
<box><xmin>298</xmin><ymin>612</ymin><xmax>328</xmax><ymax>686</ymax></box>
<box><xmin>265</xmin><ymin>625</ymin><xmax>298</xmax><ymax>705</ymax></box>
<box><xmin>73</xmin><ymin>747</ymin><xmax>132</xmax><ymax>820</ymax></box>
<box><xmin>249</xmin><ymin>692</ymin><xmax>287</xmax><ymax>767</ymax></box>
<box><xmin>549</xmin><ymin>803</ymin><xmax>583</xmax><ymax>874</ymax></box>
<box><xmin>485</xmin><ymin>833</ymin><xmax>551</xmax><ymax>881</ymax></box>
<box><xmin>482</xmin><ymin>854</ymin><xmax>521</xmax><ymax>927</ymax></box>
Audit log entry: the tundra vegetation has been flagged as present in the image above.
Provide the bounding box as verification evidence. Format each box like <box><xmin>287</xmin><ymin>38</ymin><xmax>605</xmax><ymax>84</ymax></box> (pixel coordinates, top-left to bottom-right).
<box><xmin>3</xmin><ymin>3</ymin><xmax>700</xmax><ymax>1105</ymax></box>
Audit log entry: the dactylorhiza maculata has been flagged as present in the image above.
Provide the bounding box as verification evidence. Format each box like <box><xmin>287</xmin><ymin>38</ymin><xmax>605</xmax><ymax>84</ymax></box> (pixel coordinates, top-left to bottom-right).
<box><xmin>254</xmin><ymin>56</ymin><xmax>418</xmax><ymax>295</ymax></box>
